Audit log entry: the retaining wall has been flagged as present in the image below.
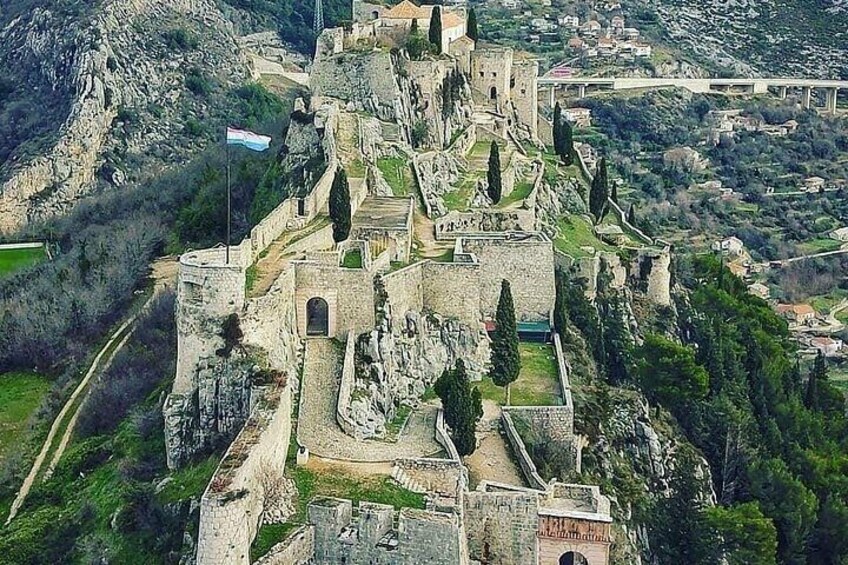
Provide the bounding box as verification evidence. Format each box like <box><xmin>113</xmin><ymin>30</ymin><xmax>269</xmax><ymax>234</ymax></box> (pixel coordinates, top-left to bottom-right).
<box><xmin>195</xmin><ymin>383</ymin><xmax>293</xmax><ymax>565</ymax></box>
<box><xmin>336</xmin><ymin>331</ymin><xmax>358</xmax><ymax>437</ymax></box>
<box><xmin>255</xmin><ymin>526</ymin><xmax>315</xmax><ymax>565</ymax></box>
<box><xmin>501</xmin><ymin>409</ymin><xmax>548</xmax><ymax>490</ymax></box>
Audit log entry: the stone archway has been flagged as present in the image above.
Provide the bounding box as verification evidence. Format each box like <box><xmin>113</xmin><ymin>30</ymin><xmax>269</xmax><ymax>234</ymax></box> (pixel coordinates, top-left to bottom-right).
<box><xmin>559</xmin><ymin>551</ymin><xmax>589</xmax><ymax>565</ymax></box>
<box><xmin>306</xmin><ymin>297</ymin><xmax>329</xmax><ymax>336</ymax></box>
<box><xmin>490</xmin><ymin>86</ymin><xmax>498</xmax><ymax>100</ymax></box>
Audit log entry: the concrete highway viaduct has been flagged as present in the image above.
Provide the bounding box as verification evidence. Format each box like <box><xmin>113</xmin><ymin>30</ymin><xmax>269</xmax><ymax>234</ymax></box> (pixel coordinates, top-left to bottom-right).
<box><xmin>539</xmin><ymin>77</ymin><xmax>848</xmax><ymax>114</ymax></box>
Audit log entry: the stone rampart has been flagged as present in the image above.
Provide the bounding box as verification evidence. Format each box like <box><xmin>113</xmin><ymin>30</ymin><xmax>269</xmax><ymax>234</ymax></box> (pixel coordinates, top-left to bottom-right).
<box><xmin>309</xmin><ymin>50</ymin><xmax>401</xmax><ymax>121</ymax></box>
<box><xmin>255</xmin><ymin>525</ymin><xmax>314</xmax><ymax>565</ymax></box>
<box><xmin>336</xmin><ymin>331</ymin><xmax>359</xmax><ymax>437</ymax></box>
<box><xmin>393</xmin><ymin>457</ymin><xmax>465</xmax><ymax>501</ymax></box>
<box><xmin>463</xmin><ymin>489</ymin><xmax>540</xmax><ymax>565</ymax></box>
<box><xmin>382</xmin><ymin>263</ymin><xmax>425</xmax><ymax>315</ymax></box>
<box><xmin>295</xmin><ymin>261</ymin><xmax>375</xmax><ymax>337</ymax></box>
<box><xmin>553</xmin><ymin>332</ymin><xmax>573</xmax><ymax>412</ymax></box>
<box><xmin>633</xmin><ymin>247</ymin><xmax>672</xmax><ymax>306</ymax></box>
<box><xmin>501</xmin><ymin>409</ymin><xmax>548</xmax><ymax>490</ymax></box>
<box><xmin>422</xmin><ymin>261</ymin><xmax>481</xmax><ymax>325</ymax></box>
<box><xmin>459</xmin><ymin>235</ymin><xmax>555</xmax><ymax>320</ymax></box>
<box><xmin>195</xmin><ymin>382</ymin><xmax>293</xmax><ymax>565</ymax></box>
<box><xmin>308</xmin><ymin>498</ymin><xmax>465</xmax><ymax>565</ymax></box>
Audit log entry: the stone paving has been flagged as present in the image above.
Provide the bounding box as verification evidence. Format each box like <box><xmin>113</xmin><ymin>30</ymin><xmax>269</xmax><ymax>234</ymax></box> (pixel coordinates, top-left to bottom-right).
<box><xmin>296</xmin><ymin>339</ymin><xmax>442</xmax><ymax>461</ymax></box>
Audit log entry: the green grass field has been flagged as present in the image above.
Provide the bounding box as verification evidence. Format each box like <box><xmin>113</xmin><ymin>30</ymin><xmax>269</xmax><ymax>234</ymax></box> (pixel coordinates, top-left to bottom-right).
<box><xmin>554</xmin><ymin>215</ymin><xmax>618</xmax><ymax>259</ymax></box>
<box><xmin>0</xmin><ymin>372</ymin><xmax>51</xmax><ymax>464</ymax></box>
<box><xmin>476</xmin><ymin>343</ymin><xmax>561</xmax><ymax>406</ymax></box>
<box><xmin>0</xmin><ymin>246</ymin><xmax>46</xmax><ymax>276</ymax></box>
<box><xmin>376</xmin><ymin>156</ymin><xmax>413</xmax><ymax>197</ymax></box>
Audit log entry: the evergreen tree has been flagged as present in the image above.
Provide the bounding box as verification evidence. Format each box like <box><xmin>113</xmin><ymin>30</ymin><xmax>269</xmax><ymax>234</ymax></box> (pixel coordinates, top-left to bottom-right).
<box><xmin>466</xmin><ymin>8</ymin><xmax>478</xmax><ymax>42</ymax></box>
<box><xmin>627</xmin><ymin>203</ymin><xmax>636</xmax><ymax>225</ymax></box>
<box><xmin>650</xmin><ymin>450</ymin><xmax>718</xmax><ymax>564</ymax></box>
<box><xmin>489</xmin><ymin>279</ymin><xmax>520</xmax><ymax>404</ymax></box>
<box><xmin>429</xmin><ymin>6</ymin><xmax>442</xmax><ymax>53</ymax></box>
<box><xmin>805</xmin><ymin>351</ymin><xmax>826</xmax><ymax>410</ymax></box>
<box><xmin>553</xmin><ymin>102</ymin><xmax>564</xmax><ymax>156</ymax></box>
<box><xmin>434</xmin><ymin>359</ymin><xmax>482</xmax><ymax>456</ymax></box>
<box><xmin>610</xmin><ymin>177</ymin><xmax>618</xmax><ymax>203</ymax></box>
<box><xmin>329</xmin><ymin>167</ymin><xmax>351</xmax><ymax>242</ymax></box>
<box><xmin>562</xmin><ymin>118</ymin><xmax>574</xmax><ymax>165</ymax></box>
<box><xmin>589</xmin><ymin>158</ymin><xmax>609</xmax><ymax>222</ymax></box>
<box><xmin>406</xmin><ymin>19</ymin><xmax>430</xmax><ymax>60</ymax></box>
<box><xmin>486</xmin><ymin>141</ymin><xmax>502</xmax><ymax>203</ymax></box>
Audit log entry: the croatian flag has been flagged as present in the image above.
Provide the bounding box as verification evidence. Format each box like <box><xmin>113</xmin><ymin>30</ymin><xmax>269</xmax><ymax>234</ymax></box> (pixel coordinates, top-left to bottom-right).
<box><xmin>226</xmin><ymin>127</ymin><xmax>271</xmax><ymax>151</ymax></box>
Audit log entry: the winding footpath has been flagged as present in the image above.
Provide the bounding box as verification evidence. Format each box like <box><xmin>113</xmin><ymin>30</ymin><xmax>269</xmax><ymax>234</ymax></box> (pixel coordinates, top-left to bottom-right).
<box><xmin>5</xmin><ymin>257</ymin><xmax>178</xmax><ymax>525</ymax></box>
<box><xmin>5</xmin><ymin>315</ymin><xmax>138</xmax><ymax>525</ymax></box>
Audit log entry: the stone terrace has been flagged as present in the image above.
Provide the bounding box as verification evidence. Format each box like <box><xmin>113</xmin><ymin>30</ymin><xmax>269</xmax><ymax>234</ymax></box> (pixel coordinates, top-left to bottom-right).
<box><xmin>296</xmin><ymin>339</ymin><xmax>442</xmax><ymax>461</ymax></box>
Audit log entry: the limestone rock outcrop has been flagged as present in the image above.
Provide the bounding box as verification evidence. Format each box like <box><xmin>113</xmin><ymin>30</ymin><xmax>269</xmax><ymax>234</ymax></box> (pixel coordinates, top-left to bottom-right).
<box><xmin>0</xmin><ymin>0</ymin><xmax>248</xmax><ymax>232</ymax></box>
<box><xmin>349</xmin><ymin>307</ymin><xmax>488</xmax><ymax>439</ymax></box>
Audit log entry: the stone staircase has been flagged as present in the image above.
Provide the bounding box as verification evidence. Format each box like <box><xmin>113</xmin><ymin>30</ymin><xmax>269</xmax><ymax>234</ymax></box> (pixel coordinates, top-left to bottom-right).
<box><xmin>391</xmin><ymin>464</ymin><xmax>428</xmax><ymax>493</ymax></box>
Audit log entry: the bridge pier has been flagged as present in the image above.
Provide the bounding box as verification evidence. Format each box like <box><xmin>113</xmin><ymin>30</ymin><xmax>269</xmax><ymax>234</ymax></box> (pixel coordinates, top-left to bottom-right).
<box><xmin>577</xmin><ymin>84</ymin><xmax>586</xmax><ymax>98</ymax></box>
<box><xmin>548</xmin><ymin>85</ymin><xmax>556</xmax><ymax>108</ymax></box>
<box><xmin>777</xmin><ymin>86</ymin><xmax>787</xmax><ymax>100</ymax></box>
<box><xmin>826</xmin><ymin>87</ymin><xmax>838</xmax><ymax>114</ymax></box>
<box><xmin>801</xmin><ymin>87</ymin><xmax>812</xmax><ymax>109</ymax></box>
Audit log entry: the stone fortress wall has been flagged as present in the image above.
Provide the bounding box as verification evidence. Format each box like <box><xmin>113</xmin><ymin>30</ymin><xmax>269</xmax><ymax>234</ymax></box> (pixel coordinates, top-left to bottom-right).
<box><xmin>308</xmin><ymin>498</ymin><xmax>467</xmax><ymax>565</ymax></box>
<box><xmin>196</xmin><ymin>382</ymin><xmax>293</xmax><ymax>565</ymax></box>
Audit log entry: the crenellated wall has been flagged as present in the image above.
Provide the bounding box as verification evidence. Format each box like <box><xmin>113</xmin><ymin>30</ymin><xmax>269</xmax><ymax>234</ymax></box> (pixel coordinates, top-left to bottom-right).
<box><xmin>308</xmin><ymin>498</ymin><xmax>467</xmax><ymax>565</ymax></box>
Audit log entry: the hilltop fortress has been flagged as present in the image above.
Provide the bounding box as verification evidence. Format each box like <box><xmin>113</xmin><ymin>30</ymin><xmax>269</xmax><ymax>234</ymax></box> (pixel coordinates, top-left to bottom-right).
<box><xmin>164</xmin><ymin>4</ymin><xmax>673</xmax><ymax>564</ymax></box>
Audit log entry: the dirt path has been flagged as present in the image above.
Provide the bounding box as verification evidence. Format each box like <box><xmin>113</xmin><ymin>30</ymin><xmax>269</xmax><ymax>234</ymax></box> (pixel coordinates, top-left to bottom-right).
<box><xmin>464</xmin><ymin>400</ymin><xmax>526</xmax><ymax>488</ymax></box>
<box><xmin>5</xmin><ymin>257</ymin><xmax>179</xmax><ymax>525</ymax></box>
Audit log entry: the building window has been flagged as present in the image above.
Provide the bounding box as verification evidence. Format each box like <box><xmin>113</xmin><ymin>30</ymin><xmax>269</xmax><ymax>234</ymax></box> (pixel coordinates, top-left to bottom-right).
<box><xmin>492</xmin><ymin>72</ymin><xmax>497</xmax><ymax>77</ymax></box>
<box><xmin>521</xmin><ymin>89</ymin><xmax>526</xmax><ymax>94</ymax></box>
<box><xmin>479</xmin><ymin>71</ymin><xmax>484</xmax><ymax>77</ymax></box>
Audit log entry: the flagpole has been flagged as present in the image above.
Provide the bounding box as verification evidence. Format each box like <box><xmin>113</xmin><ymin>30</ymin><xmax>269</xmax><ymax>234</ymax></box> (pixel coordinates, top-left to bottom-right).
<box><xmin>226</xmin><ymin>134</ymin><xmax>231</xmax><ymax>265</ymax></box>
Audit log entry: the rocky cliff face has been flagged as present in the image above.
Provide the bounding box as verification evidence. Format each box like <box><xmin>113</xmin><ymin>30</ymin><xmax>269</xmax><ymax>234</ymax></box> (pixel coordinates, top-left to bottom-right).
<box><xmin>347</xmin><ymin>278</ymin><xmax>489</xmax><ymax>438</ymax></box>
<box><xmin>0</xmin><ymin>0</ymin><xmax>248</xmax><ymax>232</ymax></box>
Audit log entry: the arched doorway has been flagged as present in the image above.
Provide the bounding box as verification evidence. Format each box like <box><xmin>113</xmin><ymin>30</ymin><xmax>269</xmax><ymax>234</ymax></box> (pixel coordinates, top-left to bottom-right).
<box><xmin>306</xmin><ymin>297</ymin><xmax>329</xmax><ymax>336</ymax></box>
<box><xmin>559</xmin><ymin>551</ymin><xmax>589</xmax><ymax>565</ymax></box>
<box><xmin>490</xmin><ymin>86</ymin><xmax>498</xmax><ymax>100</ymax></box>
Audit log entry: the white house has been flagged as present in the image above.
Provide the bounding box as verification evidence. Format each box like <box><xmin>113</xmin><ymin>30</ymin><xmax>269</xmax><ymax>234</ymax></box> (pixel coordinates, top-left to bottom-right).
<box><xmin>747</xmin><ymin>282</ymin><xmax>770</xmax><ymax>300</ymax></box>
<box><xmin>811</xmin><ymin>336</ymin><xmax>843</xmax><ymax>356</ymax></box>
<box><xmin>711</xmin><ymin>236</ymin><xmax>745</xmax><ymax>256</ymax></box>
<box><xmin>558</xmin><ymin>15</ymin><xmax>579</xmax><ymax>28</ymax></box>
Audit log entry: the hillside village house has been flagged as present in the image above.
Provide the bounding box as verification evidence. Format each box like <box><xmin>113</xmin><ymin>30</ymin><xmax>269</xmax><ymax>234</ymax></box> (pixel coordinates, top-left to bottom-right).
<box><xmin>611</xmin><ymin>15</ymin><xmax>625</xmax><ymax>31</ymax></box>
<box><xmin>776</xmin><ymin>304</ymin><xmax>817</xmax><ymax>325</ymax></box>
<box><xmin>747</xmin><ymin>282</ymin><xmax>770</xmax><ymax>300</ymax></box>
<box><xmin>802</xmin><ymin>176</ymin><xmax>826</xmax><ymax>192</ymax></box>
<box><xmin>381</xmin><ymin>0</ymin><xmax>466</xmax><ymax>52</ymax></box>
<box><xmin>558</xmin><ymin>15</ymin><xmax>579</xmax><ymax>28</ymax></box>
<box><xmin>711</xmin><ymin>236</ymin><xmax>744</xmax><ymax>256</ymax></box>
<box><xmin>810</xmin><ymin>336</ymin><xmax>844</xmax><ymax>356</ymax></box>
<box><xmin>564</xmin><ymin>107</ymin><xmax>592</xmax><ymax>127</ymax></box>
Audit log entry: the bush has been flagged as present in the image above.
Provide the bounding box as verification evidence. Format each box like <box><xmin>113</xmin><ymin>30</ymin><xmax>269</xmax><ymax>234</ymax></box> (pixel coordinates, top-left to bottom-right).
<box><xmin>76</xmin><ymin>291</ymin><xmax>177</xmax><ymax>438</ymax></box>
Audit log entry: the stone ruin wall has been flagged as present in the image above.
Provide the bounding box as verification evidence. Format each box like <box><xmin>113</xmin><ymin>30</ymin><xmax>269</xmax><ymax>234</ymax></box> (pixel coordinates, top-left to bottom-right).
<box><xmin>635</xmin><ymin>247</ymin><xmax>672</xmax><ymax>306</ymax></box>
<box><xmin>308</xmin><ymin>498</ymin><xmax>466</xmax><ymax>565</ymax></box>
<box><xmin>195</xmin><ymin>382</ymin><xmax>293</xmax><ymax>565</ymax></box>
<box><xmin>294</xmin><ymin>261</ymin><xmax>376</xmax><ymax>338</ymax></box>
<box><xmin>435</xmin><ymin>208</ymin><xmax>536</xmax><ymax>238</ymax></box>
<box><xmin>254</xmin><ymin>525</ymin><xmax>314</xmax><ymax>565</ymax></box>
<box><xmin>463</xmin><ymin>490</ymin><xmax>540</xmax><ymax>565</ymax></box>
<box><xmin>421</xmin><ymin>261</ymin><xmax>482</xmax><ymax>325</ymax></box>
<box><xmin>510</xmin><ymin>58</ymin><xmax>540</xmax><ymax>139</ymax></box>
<box><xmin>461</xmin><ymin>237</ymin><xmax>556</xmax><ymax>320</ymax></box>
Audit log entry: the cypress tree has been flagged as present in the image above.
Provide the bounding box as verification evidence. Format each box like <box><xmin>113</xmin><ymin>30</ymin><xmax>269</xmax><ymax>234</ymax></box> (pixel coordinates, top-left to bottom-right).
<box><xmin>627</xmin><ymin>203</ymin><xmax>636</xmax><ymax>225</ymax></box>
<box><xmin>487</xmin><ymin>141</ymin><xmax>502</xmax><ymax>203</ymax></box>
<box><xmin>489</xmin><ymin>279</ymin><xmax>520</xmax><ymax>404</ymax></box>
<box><xmin>553</xmin><ymin>102</ymin><xmax>563</xmax><ymax>156</ymax></box>
<box><xmin>562</xmin><ymin>118</ymin><xmax>574</xmax><ymax>165</ymax></box>
<box><xmin>467</xmin><ymin>8</ymin><xmax>478</xmax><ymax>42</ymax></box>
<box><xmin>434</xmin><ymin>359</ymin><xmax>482</xmax><ymax>456</ymax></box>
<box><xmin>805</xmin><ymin>351</ymin><xmax>826</xmax><ymax>410</ymax></box>
<box><xmin>429</xmin><ymin>6</ymin><xmax>442</xmax><ymax>53</ymax></box>
<box><xmin>611</xmin><ymin>178</ymin><xmax>618</xmax><ymax>203</ymax></box>
<box><xmin>329</xmin><ymin>167</ymin><xmax>351</xmax><ymax>242</ymax></box>
<box><xmin>589</xmin><ymin>158</ymin><xmax>609</xmax><ymax>222</ymax></box>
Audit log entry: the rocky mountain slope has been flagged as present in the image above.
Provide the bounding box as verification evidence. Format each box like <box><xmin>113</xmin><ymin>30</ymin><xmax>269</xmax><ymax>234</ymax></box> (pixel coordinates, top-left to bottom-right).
<box><xmin>628</xmin><ymin>0</ymin><xmax>848</xmax><ymax>78</ymax></box>
<box><xmin>0</xmin><ymin>0</ymin><xmax>249</xmax><ymax>232</ymax></box>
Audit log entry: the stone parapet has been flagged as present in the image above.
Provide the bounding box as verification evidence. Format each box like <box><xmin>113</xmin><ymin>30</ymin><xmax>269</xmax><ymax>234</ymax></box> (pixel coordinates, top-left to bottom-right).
<box><xmin>501</xmin><ymin>409</ymin><xmax>548</xmax><ymax>491</ymax></box>
<box><xmin>336</xmin><ymin>331</ymin><xmax>359</xmax><ymax>438</ymax></box>
<box><xmin>254</xmin><ymin>526</ymin><xmax>314</xmax><ymax>565</ymax></box>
